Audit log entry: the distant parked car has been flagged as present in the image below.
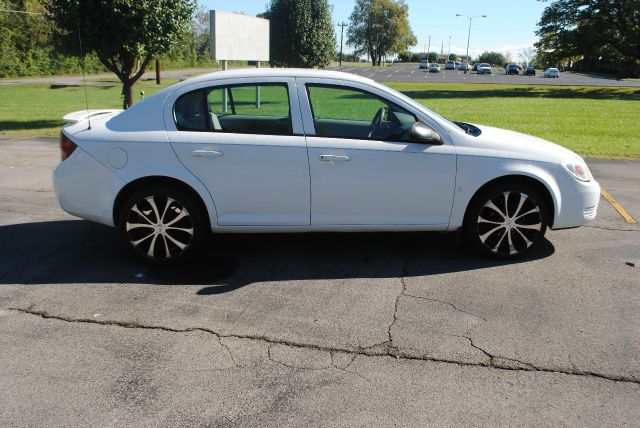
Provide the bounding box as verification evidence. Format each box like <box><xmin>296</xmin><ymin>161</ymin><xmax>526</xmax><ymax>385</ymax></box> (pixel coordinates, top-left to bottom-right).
<box><xmin>544</xmin><ymin>68</ymin><xmax>560</xmax><ymax>78</ymax></box>
<box><xmin>419</xmin><ymin>60</ymin><xmax>429</xmax><ymax>69</ymax></box>
<box><xmin>477</xmin><ymin>63</ymin><xmax>492</xmax><ymax>74</ymax></box>
<box><xmin>429</xmin><ymin>63</ymin><xmax>441</xmax><ymax>73</ymax></box>
<box><xmin>506</xmin><ymin>64</ymin><xmax>520</xmax><ymax>75</ymax></box>
<box><xmin>524</xmin><ymin>66</ymin><xmax>536</xmax><ymax>76</ymax></box>
<box><xmin>458</xmin><ymin>62</ymin><xmax>471</xmax><ymax>71</ymax></box>
<box><xmin>445</xmin><ymin>60</ymin><xmax>456</xmax><ymax>70</ymax></box>
<box><xmin>472</xmin><ymin>63</ymin><xmax>479</xmax><ymax>72</ymax></box>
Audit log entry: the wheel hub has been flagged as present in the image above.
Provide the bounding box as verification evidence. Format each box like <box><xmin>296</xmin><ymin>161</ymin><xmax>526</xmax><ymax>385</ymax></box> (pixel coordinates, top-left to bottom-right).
<box><xmin>476</xmin><ymin>191</ymin><xmax>543</xmax><ymax>256</ymax></box>
<box><xmin>125</xmin><ymin>196</ymin><xmax>194</xmax><ymax>260</ymax></box>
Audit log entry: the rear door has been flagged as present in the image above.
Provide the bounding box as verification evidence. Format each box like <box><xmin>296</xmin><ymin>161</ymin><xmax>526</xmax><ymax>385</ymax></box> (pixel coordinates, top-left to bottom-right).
<box><xmin>165</xmin><ymin>78</ymin><xmax>310</xmax><ymax>226</ymax></box>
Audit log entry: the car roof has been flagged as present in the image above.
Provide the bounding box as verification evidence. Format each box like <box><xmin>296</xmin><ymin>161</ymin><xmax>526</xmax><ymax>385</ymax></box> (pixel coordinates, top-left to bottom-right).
<box><xmin>180</xmin><ymin>68</ymin><xmax>375</xmax><ymax>87</ymax></box>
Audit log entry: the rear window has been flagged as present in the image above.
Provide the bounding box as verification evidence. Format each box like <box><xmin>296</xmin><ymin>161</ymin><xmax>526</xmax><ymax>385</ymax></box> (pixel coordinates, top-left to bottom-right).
<box><xmin>174</xmin><ymin>83</ymin><xmax>292</xmax><ymax>135</ymax></box>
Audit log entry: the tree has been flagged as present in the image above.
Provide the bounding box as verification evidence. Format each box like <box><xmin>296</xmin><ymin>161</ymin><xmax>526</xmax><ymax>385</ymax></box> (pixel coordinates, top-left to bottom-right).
<box><xmin>45</xmin><ymin>0</ymin><xmax>195</xmax><ymax>109</ymax></box>
<box><xmin>347</xmin><ymin>0</ymin><xmax>417</xmax><ymax>66</ymax></box>
<box><xmin>263</xmin><ymin>0</ymin><xmax>335</xmax><ymax>68</ymax></box>
<box><xmin>536</xmin><ymin>0</ymin><xmax>640</xmax><ymax>76</ymax></box>
<box><xmin>477</xmin><ymin>51</ymin><xmax>506</xmax><ymax>66</ymax></box>
<box><xmin>449</xmin><ymin>53</ymin><xmax>458</xmax><ymax>61</ymax></box>
<box><xmin>518</xmin><ymin>47</ymin><xmax>536</xmax><ymax>66</ymax></box>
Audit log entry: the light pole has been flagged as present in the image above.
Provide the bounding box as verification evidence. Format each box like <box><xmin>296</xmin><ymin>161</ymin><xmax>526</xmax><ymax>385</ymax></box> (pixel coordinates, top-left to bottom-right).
<box><xmin>456</xmin><ymin>14</ymin><xmax>486</xmax><ymax>63</ymax></box>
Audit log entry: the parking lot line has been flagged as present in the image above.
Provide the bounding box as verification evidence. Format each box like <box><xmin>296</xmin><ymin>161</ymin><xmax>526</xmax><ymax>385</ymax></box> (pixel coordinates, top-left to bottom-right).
<box><xmin>0</xmin><ymin>153</ymin><xmax>56</xmax><ymax>167</ymax></box>
<box><xmin>0</xmin><ymin>138</ymin><xmax>30</xmax><ymax>144</ymax></box>
<box><xmin>601</xmin><ymin>187</ymin><xmax>637</xmax><ymax>224</ymax></box>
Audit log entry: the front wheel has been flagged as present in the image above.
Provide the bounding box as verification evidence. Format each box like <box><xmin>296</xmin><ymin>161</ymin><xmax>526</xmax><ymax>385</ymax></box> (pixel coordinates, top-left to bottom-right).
<box><xmin>119</xmin><ymin>186</ymin><xmax>207</xmax><ymax>264</ymax></box>
<box><xmin>464</xmin><ymin>184</ymin><xmax>548</xmax><ymax>259</ymax></box>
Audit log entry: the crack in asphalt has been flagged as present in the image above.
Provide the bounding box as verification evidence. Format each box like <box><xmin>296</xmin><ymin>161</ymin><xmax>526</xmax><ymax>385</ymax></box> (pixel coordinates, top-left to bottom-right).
<box><xmin>9</xmin><ymin>306</ymin><xmax>639</xmax><ymax>386</ymax></box>
<box><xmin>584</xmin><ymin>225</ymin><xmax>639</xmax><ymax>233</ymax></box>
<box><xmin>385</xmin><ymin>258</ymin><xmax>409</xmax><ymax>357</ymax></box>
<box><xmin>403</xmin><ymin>294</ymin><xmax>488</xmax><ymax>322</ymax></box>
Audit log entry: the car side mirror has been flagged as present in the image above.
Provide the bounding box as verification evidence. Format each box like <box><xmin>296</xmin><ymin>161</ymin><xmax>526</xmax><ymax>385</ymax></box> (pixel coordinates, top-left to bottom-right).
<box><xmin>410</xmin><ymin>122</ymin><xmax>442</xmax><ymax>145</ymax></box>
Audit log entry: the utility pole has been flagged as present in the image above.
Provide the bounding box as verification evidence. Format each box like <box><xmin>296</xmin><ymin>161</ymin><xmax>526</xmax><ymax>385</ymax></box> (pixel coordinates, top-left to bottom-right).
<box><xmin>456</xmin><ymin>13</ymin><xmax>487</xmax><ymax>63</ymax></box>
<box><xmin>426</xmin><ymin>35</ymin><xmax>431</xmax><ymax>63</ymax></box>
<box><xmin>448</xmin><ymin>36</ymin><xmax>451</xmax><ymax>60</ymax></box>
<box><xmin>337</xmin><ymin>22</ymin><xmax>348</xmax><ymax>66</ymax></box>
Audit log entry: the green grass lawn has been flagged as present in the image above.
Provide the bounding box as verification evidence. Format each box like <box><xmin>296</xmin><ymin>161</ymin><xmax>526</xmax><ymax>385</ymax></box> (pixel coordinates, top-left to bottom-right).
<box><xmin>387</xmin><ymin>82</ymin><xmax>640</xmax><ymax>159</ymax></box>
<box><xmin>1</xmin><ymin>80</ymin><xmax>638</xmax><ymax>159</ymax></box>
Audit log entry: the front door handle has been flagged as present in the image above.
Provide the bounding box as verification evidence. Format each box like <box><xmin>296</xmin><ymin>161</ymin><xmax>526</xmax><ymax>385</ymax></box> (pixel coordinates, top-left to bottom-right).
<box><xmin>192</xmin><ymin>149</ymin><xmax>224</xmax><ymax>158</ymax></box>
<box><xmin>319</xmin><ymin>154</ymin><xmax>351</xmax><ymax>162</ymax></box>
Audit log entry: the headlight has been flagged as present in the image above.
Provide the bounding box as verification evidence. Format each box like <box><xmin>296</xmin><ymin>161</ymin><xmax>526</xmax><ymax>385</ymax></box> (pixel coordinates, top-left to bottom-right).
<box><xmin>563</xmin><ymin>159</ymin><xmax>592</xmax><ymax>182</ymax></box>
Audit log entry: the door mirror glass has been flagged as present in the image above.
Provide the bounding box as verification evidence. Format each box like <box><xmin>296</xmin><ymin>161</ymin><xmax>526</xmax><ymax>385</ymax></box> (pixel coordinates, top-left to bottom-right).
<box><xmin>410</xmin><ymin>122</ymin><xmax>442</xmax><ymax>145</ymax></box>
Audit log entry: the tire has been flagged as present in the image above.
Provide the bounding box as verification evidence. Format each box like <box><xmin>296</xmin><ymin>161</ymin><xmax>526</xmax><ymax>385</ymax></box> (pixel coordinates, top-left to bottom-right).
<box><xmin>119</xmin><ymin>186</ymin><xmax>208</xmax><ymax>264</ymax></box>
<box><xmin>464</xmin><ymin>183</ymin><xmax>548</xmax><ymax>259</ymax></box>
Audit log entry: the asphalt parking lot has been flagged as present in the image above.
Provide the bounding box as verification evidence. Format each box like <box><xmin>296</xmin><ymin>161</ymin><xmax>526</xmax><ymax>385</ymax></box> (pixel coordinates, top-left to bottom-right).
<box><xmin>1</xmin><ymin>136</ymin><xmax>639</xmax><ymax>426</ymax></box>
<box><xmin>330</xmin><ymin>63</ymin><xmax>640</xmax><ymax>87</ymax></box>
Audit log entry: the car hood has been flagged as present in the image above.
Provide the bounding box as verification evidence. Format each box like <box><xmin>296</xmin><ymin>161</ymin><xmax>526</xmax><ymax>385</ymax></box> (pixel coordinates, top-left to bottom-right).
<box><xmin>469</xmin><ymin>124</ymin><xmax>580</xmax><ymax>163</ymax></box>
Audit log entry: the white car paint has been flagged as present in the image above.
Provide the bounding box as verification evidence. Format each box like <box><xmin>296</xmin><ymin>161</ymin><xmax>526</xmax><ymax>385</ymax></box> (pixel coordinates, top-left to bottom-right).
<box><xmin>477</xmin><ymin>64</ymin><xmax>493</xmax><ymax>74</ymax></box>
<box><xmin>544</xmin><ymin>68</ymin><xmax>560</xmax><ymax>78</ymax></box>
<box><xmin>54</xmin><ymin>68</ymin><xmax>599</xmax><ymax>242</ymax></box>
<box><xmin>62</xmin><ymin>109</ymin><xmax>123</xmax><ymax>124</ymax></box>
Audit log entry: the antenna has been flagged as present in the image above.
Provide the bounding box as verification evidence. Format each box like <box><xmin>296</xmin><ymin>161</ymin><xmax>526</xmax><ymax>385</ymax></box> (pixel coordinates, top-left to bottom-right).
<box><xmin>76</xmin><ymin>18</ymin><xmax>91</xmax><ymax>130</ymax></box>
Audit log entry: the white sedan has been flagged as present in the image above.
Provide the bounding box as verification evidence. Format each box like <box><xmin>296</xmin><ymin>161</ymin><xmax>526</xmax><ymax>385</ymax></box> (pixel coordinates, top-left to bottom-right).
<box><xmin>54</xmin><ymin>69</ymin><xmax>599</xmax><ymax>264</ymax></box>
<box><xmin>544</xmin><ymin>68</ymin><xmax>560</xmax><ymax>78</ymax></box>
<box><xmin>477</xmin><ymin>63</ymin><xmax>492</xmax><ymax>74</ymax></box>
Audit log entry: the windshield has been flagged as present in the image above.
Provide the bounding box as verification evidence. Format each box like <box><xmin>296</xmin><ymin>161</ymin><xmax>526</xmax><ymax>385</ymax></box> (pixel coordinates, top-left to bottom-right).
<box><xmin>481</xmin><ymin>63</ymin><xmax>490</xmax><ymax>67</ymax></box>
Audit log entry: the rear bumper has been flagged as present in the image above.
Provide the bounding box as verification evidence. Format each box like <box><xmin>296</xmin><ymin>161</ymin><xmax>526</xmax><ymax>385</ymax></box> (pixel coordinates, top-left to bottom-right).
<box><xmin>53</xmin><ymin>147</ymin><xmax>124</xmax><ymax>227</ymax></box>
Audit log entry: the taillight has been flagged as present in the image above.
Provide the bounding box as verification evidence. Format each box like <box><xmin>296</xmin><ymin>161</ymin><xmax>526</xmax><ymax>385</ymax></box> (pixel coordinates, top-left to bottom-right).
<box><xmin>60</xmin><ymin>132</ymin><xmax>77</xmax><ymax>161</ymax></box>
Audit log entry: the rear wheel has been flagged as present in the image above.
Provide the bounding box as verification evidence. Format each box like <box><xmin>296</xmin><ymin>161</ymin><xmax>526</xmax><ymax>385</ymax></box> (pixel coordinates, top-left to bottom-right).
<box><xmin>119</xmin><ymin>186</ymin><xmax>207</xmax><ymax>264</ymax></box>
<box><xmin>464</xmin><ymin>184</ymin><xmax>548</xmax><ymax>259</ymax></box>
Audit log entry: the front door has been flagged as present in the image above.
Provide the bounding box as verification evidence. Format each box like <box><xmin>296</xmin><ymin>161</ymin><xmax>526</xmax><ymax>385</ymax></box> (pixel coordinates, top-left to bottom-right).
<box><xmin>298</xmin><ymin>80</ymin><xmax>456</xmax><ymax>226</ymax></box>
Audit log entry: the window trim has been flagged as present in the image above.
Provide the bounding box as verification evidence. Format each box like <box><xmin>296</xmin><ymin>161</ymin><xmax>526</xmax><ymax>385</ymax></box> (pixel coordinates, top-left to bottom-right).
<box><xmin>304</xmin><ymin>83</ymin><xmax>419</xmax><ymax>143</ymax></box>
<box><xmin>173</xmin><ymin>82</ymin><xmax>294</xmax><ymax>136</ymax></box>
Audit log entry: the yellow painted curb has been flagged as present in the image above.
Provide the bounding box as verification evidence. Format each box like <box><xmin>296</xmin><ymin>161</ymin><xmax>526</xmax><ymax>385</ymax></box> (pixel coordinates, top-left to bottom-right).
<box><xmin>601</xmin><ymin>188</ymin><xmax>637</xmax><ymax>224</ymax></box>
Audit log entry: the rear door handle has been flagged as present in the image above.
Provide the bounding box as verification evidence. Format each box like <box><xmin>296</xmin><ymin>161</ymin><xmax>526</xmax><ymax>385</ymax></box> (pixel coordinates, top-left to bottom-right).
<box><xmin>192</xmin><ymin>149</ymin><xmax>224</xmax><ymax>158</ymax></box>
<box><xmin>319</xmin><ymin>154</ymin><xmax>351</xmax><ymax>162</ymax></box>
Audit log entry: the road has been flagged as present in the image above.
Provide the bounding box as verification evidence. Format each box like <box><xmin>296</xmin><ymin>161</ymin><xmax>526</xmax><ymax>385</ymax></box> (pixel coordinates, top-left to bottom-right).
<box><xmin>0</xmin><ymin>136</ymin><xmax>638</xmax><ymax>426</ymax></box>
<box><xmin>3</xmin><ymin>64</ymin><xmax>640</xmax><ymax>87</ymax></box>
<box><xmin>329</xmin><ymin>63</ymin><xmax>640</xmax><ymax>86</ymax></box>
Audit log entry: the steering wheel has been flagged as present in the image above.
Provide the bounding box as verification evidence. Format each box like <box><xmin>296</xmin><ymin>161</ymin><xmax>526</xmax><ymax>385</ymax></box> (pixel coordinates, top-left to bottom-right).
<box><xmin>368</xmin><ymin>106</ymin><xmax>388</xmax><ymax>139</ymax></box>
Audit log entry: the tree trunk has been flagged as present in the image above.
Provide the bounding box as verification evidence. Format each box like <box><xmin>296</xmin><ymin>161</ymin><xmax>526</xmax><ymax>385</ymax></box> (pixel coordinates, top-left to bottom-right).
<box><xmin>122</xmin><ymin>80</ymin><xmax>134</xmax><ymax>110</ymax></box>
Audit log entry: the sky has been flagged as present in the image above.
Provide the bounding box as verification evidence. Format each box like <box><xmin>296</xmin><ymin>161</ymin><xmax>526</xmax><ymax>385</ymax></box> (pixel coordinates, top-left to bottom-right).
<box><xmin>202</xmin><ymin>0</ymin><xmax>547</xmax><ymax>59</ymax></box>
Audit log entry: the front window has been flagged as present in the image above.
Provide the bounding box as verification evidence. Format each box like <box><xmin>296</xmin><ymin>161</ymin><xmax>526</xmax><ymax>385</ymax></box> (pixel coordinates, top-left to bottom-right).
<box><xmin>174</xmin><ymin>83</ymin><xmax>292</xmax><ymax>135</ymax></box>
<box><xmin>306</xmin><ymin>84</ymin><xmax>418</xmax><ymax>141</ymax></box>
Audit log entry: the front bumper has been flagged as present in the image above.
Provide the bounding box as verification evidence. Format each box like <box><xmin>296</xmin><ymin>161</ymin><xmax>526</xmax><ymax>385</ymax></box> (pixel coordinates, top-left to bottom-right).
<box><xmin>552</xmin><ymin>172</ymin><xmax>600</xmax><ymax>229</ymax></box>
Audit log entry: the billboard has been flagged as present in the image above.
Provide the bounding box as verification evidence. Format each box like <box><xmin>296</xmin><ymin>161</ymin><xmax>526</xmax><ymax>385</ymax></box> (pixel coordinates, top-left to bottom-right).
<box><xmin>210</xmin><ymin>10</ymin><xmax>270</xmax><ymax>62</ymax></box>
